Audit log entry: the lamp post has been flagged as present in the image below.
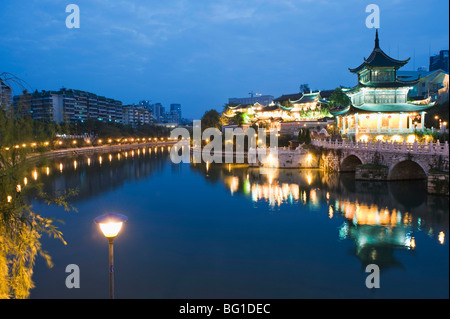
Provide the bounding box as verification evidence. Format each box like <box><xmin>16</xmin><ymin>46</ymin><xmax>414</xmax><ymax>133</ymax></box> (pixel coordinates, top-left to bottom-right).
<box><xmin>94</xmin><ymin>212</ymin><xmax>128</xmax><ymax>299</ymax></box>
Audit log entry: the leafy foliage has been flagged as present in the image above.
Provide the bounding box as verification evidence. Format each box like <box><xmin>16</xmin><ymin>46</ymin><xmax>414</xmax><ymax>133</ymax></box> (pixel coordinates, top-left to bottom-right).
<box><xmin>201</xmin><ymin>109</ymin><xmax>222</xmax><ymax>129</ymax></box>
<box><xmin>0</xmin><ymin>98</ymin><xmax>77</xmax><ymax>298</ymax></box>
<box><xmin>298</xmin><ymin>128</ymin><xmax>311</xmax><ymax>144</ymax></box>
<box><xmin>328</xmin><ymin>87</ymin><xmax>351</xmax><ymax>109</ymax></box>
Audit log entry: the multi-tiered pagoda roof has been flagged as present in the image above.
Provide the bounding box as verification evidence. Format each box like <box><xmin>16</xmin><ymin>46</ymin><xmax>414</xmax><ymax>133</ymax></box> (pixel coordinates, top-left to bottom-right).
<box><xmin>330</xmin><ymin>30</ymin><xmax>436</xmax><ymax>116</ymax></box>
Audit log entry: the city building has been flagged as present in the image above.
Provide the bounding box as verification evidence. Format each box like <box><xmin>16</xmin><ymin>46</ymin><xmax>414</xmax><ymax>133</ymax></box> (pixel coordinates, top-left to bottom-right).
<box><xmin>330</xmin><ymin>30</ymin><xmax>436</xmax><ymax>142</ymax></box>
<box><xmin>139</xmin><ymin>100</ymin><xmax>152</xmax><ymax>108</ymax></box>
<box><xmin>228</xmin><ymin>94</ymin><xmax>274</xmax><ymax>106</ymax></box>
<box><xmin>0</xmin><ymin>79</ymin><xmax>12</xmax><ymax>108</ymax></box>
<box><xmin>429</xmin><ymin>50</ymin><xmax>449</xmax><ymax>73</ymax></box>
<box><xmin>397</xmin><ymin>69</ymin><xmax>449</xmax><ymax>102</ymax></box>
<box><xmin>165</xmin><ymin>110</ymin><xmax>180</xmax><ymax>124</ymax></box>
<box><xmin>150</xmin><ymin>102</ymin><xmax>165</xmax><ymax>122</ymax></box>
<box><xmin>13</xmin><ymin>88</ymin><xmax>123</xmax><ymax>124</ymax></box>
<box><xmin>170</xmin><ymin>103</ymin><xmax>182</xmax><ymax>122</ymax></box>
<box><xmin>123</xmin><ymin>104</ymin><xmax>152</xmax><ymax>127</ymax></box>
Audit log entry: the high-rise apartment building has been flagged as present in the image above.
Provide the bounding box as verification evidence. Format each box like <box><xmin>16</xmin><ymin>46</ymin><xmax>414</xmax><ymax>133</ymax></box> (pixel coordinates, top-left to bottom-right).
<box><xmin>13</xmin><ymin>88</ymin><xmax>123</xmax><ymax>124</ymax></box>
<box><xmin>170</xmin><ymin>103</ymin><xmax>182</xmax><ymax>119</ymax></box>
<box><xmin>123</xmin><ymin>104</ymin><xmax>152</xmax><ymax>128</ymax></box>
<box><xmin>430</xmin><ymin>50</ymin><xmax>449</xmax><ymax>73</ymax></box>
<box><xmin>0</xmin><ymin>79</ymin><xmax>12</xmax><ymax>108</ymax></box>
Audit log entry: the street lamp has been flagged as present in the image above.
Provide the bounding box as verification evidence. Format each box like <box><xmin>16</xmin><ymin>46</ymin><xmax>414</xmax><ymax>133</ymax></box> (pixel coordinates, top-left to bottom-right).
<box><xmin>94</xmin><ymin>212</ymin><xmax>128</xmax><ymax>299</ymax></box>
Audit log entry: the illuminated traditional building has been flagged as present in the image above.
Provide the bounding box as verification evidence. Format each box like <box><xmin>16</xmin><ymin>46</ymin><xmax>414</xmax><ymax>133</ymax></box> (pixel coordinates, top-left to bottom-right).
<box><xmin>331</xmin><ymin>30</ymin><xmax>436</xmax><ymax>142</ymax></box>
<box><xmin>223</xmin><ymin>92</ymin><xmax>331</xmax><ymax>133</ymax></box>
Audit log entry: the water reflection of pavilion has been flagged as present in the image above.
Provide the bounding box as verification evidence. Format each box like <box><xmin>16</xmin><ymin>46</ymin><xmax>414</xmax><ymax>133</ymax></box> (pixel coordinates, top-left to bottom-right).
<box><xmin>194</xmin><ymin>163</ymin><xmax>448</xmax><ymax>271</ymax></box>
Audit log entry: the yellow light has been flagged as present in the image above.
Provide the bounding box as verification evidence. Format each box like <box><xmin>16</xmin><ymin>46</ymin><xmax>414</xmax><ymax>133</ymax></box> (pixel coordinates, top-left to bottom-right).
<box><xmin>99</xmin><ymin>156</ymin><xmax>103</xmax><ymax>165</ymax></box>
<box><xmin>32</xmin><ymin>170</ymin><xmax>38</xmax><ymax>180</ymax></box>
<box><xmin>94</xmin><ymin>213</ymin><xmax>127</xmax><ymax>238</ymax></box>
<box><xmin>306</xmin><ymin>172</ymin><xmax>312</xmax><ymax>185</ymax></box>
<box><xmin>58</xmin><ymin>141</ymin><xmax>63</xmax><ymax>145</ymax></box>
<box><xmin>73</xmin><ymin>160</ymin><xmax>77</xmax><ymax>170</ymax></box>
<box><xmin>22</xmin><ymin>144</ymin><xmax>26</xmax><ymax>147</ymax></box>
<box><xmin>390</xmin><ymin>135</ymin><xmax>402</xmax><ymax>143</ymax></box>
<box><xmin>359</xmin><ymin>135</ymin><xmax>369</xmax><ymax>142</ymax></box>
<box><xmin>108</xmin><ymin>139</ymin><xmax>112</xmax><ymax>143</ymax></box>
<box><xmin>5</xmin><ymin>147</ymin><xmax>9</xmax><ymax>150</ymax></box>
<box><xmin>44</xmin><ymin>141</ymin><xmax>49</xmax><ymax>146</ymax></box>
<box><xmin>88</xmin><ymin>158</ymin><xmax>91</xmax><ymax>166</ymax></box>
<box><xmin>7</xmin><ymin>195</ymin><xmax>12</xmax><ymax>203</ymax></box>
<box><xmin>375</xmin><ymin>135</ymin><xmax>384</xmax><ymax>141</ymax></box>
<box><xmin>59</xmin><ymin>163</ymin><xmax>63</xmax><ymax>172</ymax></box>
<box><xmin>410</xmin><ymin>237</ymin><xmax>416</xmax><ymax>249</ymax></box>
<box><xmin>98</xmin><ymin>139</ymin><xmax>102</xmax><ymax>144</ymax></box>
<box><xmin>16</xmin><ymin>185</ymin><xmax>21</xmax><ymax>192</ymax></box>
<box><xmin>73</xmin><ymin>140</ymin><xmax>77</xmax><ymax>144</ymax></box>
<box><xmin>46</xmin><ymin>167</ymin><xmax>50</xmax><ymax>175</ymax></box>
<box><xmin>406</xmin><ymin>134</ymin><xmax>416</xmax><ymax>143</ymax></box>
<box><xmin>24</xmin><ymin>177</ymin><xmax>28</xmax><ymax>186</ymax></box>
<box><xmin>99</xmin><ymin>223</ymin><xmax>123</xmax><ymax>238</ymax></box>
<box><xmin>31</xmin><ymin>143</ymin><xmax>37</xmax><ymax>147</ymax></box>
<box><xmin>14</xmin><ymin>145</ymin><xmax>19</xmax><ymax>149</ymax></box>
<box><xmin>438</xmin><ymin>231</ymin><xmax>445</xmax><ymax>245</ymax></box>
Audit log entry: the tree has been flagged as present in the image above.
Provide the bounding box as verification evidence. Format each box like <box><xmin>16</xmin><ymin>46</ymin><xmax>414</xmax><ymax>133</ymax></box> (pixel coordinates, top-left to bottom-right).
<box><xmin>298</xmin><ymin>128</ymin><xmax>311</xmax><ymax>144</ymax></box>
<box><xmin>300</xmin><ymin>84</ymin><xmax>310</xmax><ymax>94</ymax></box>
<box><xmin>201</xmin><ymin>109</ymin><xmax>222</xmax><ymax>129</ymax></box>
<box><xmin>328</xmin><ymin>87</ymin><xmax>351</xmax><ymax>109</ymax></box>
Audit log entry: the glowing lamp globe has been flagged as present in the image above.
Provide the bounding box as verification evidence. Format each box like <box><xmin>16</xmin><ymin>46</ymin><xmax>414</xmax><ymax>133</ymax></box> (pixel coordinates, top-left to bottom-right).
<box><xmin>94</xmin><ymin>213</ymin><xmax>128</xmax><ymax>238</ymax></box>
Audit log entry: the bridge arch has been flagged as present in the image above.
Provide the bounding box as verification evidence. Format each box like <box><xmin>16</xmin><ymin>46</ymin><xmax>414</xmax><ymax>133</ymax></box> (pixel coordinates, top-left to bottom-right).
<box><xmin>388</xmin><ymin>160</ymin><xmax>427</xmax><ymax>181</ymax></box>
<box><xmin>340</xmin><ymin>154</ymin><xmax>363</xmax><ymax>172</ymax></box>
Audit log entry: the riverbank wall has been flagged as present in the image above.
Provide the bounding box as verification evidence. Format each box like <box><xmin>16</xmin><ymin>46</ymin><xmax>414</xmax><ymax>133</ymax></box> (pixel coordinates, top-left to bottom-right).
<box><xmin>27</xmin><ymin>141</ymin><xmax>177</xmax><ymax>163</ymax></box>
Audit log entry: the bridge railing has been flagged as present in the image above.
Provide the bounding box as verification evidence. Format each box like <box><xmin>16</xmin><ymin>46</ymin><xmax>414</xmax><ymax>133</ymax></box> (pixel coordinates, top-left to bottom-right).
<box><xmin>311</xmin><ymin>139</ymin><xmax>449</xmax><ymax>155</ymax></box>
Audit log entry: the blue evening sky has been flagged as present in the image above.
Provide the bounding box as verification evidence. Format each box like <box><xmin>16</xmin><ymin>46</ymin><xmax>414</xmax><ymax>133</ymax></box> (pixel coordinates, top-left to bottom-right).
<box><xmin>0</xmin><ymin>0</ymin><xmax>448</xmax><ymax>119</ymax></box>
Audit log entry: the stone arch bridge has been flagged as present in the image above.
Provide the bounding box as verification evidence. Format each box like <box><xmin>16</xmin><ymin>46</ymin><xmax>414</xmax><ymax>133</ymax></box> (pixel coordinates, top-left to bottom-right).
<box><xmin>312</xmin><ymin>139</ymin><xmax>449</xmax><ymax>180</ymax></box>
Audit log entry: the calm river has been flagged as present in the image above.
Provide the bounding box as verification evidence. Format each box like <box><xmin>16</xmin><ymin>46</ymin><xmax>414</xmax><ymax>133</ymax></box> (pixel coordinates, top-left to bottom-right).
<box><xmin>24</xmin><ymin>146</ymin><xmax>448</xmax><ymax>298</ymax></box>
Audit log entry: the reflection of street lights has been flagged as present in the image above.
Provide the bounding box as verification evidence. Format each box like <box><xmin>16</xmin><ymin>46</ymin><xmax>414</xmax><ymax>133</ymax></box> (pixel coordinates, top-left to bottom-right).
<box><xmin>94</xmin><ymin>213</ymin><xmax>128</xmax><ymax>299</ymax></box>
<box><xmin>435</xmin><ymin>115</ymin><xmax>442</xmax><ymax>130</ymax></box>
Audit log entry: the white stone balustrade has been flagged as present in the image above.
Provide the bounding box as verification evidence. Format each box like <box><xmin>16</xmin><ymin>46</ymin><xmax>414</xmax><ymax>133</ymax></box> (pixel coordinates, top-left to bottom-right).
<box><xmin>311</xmin><ymin>139</ymin><xmax>449</xmax><ymax>156</ymax></box>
